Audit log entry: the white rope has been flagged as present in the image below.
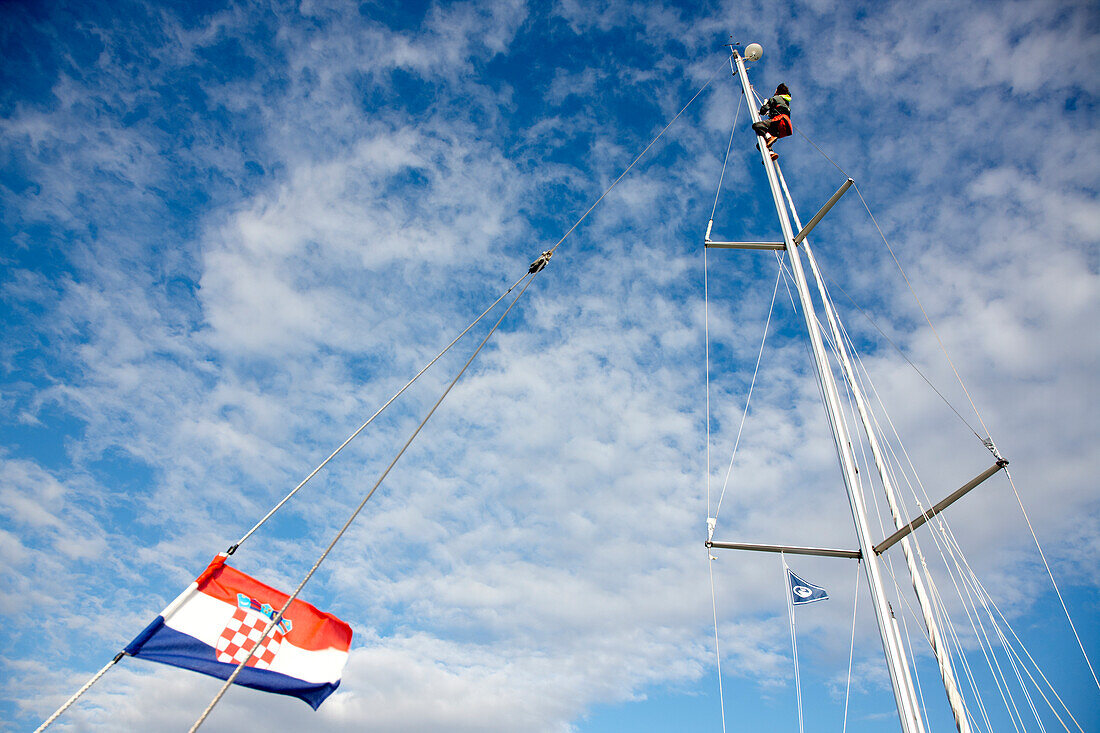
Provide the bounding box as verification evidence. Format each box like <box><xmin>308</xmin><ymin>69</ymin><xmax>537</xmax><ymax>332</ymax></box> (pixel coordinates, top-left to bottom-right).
<box><xmin>942</xmin><ymin>527</ymin><xmax>1082</xmax><ymax>732</ymax></box>
<box><xmin>708</xmin><ymin>549</ymin><xmax>728</xmax><ymax>733</ymax></box>
<box><xmin>834</xmin><ymin>305</ymin><xmax>1039</xmax><ymax>733</ymax></box>
<box><xmin>713</xmin><ymin>265</ymin><xmax>781</xmax><ymax>520</ymax></box>
<box><xmin>964</xmin><ymin>565</ymin><xmax>1085</xmax><ymax>731</ymax></box>
<box><xmin>1004</xmin><ymin>467</ymin><xmax>1100</xmax><ymax>692</ymax></box>
<box><xmin>782</xmin><ymin>554</ymin><xmax>805</xmax><ymax>733</ymax></box>
<box><xmin>834</xmin><ymin>342</ymin><xmax>936</xmax><ymax>732</ymax></box>
<box><xmin>898</xmin><ymin>600</ymin><xmax>932</xmax><ymax>727</ymax></box>
<box><xmin>842</xmin><ymin>560</ymin><xmax>860</xmax><ymax>733</ymax></box>
<box><xmin>820</xmin><ymin>270</ymin><xmax>983</xmax><ymax>440</ymax></box>
<box><xmin>189</xmin><ymin>273</ymin><xmax>539</xmax><ymax>731</ymax></box>
<box><xmin>709</xmin><ymin>93</ymin><xmax>743</xmax><ymax>222</ymax></box>
<box><xmin>940</xmin><ymin>524</ymin><xmax>1027</xmax><ymax>732</ymax></box>
<box><xmin>926</xmin><ymin>556</ymin><xmax>995</xmax><ymax>732</ymax></box>
<box><xmin>702</xmin><ymin>70</ymin><xmax>754</xmax><ymax>732</ymax></box>
<box><xmin>993</xmin><ymin>617</ymin><xmax>1048</xmax><ymax>732</ymax></box>
<box><xmin>860</xmin><ymin>346</ymin><xmax>1083</xmax><ymax>733</ymax></box>
<box><xmin>705</xmin><ymin>85</ymin><xmax>742</xmax><ymax>524</ymax></box>
<box><xmin>851</xmin><ymin>356</ymin><xmax>1016</xmax><ymax>732</ymax></box>
<box><xmin>850</xmin><ymin>182</ymin><xmax>994</xmax><ymax>445</ymax></box>
<box><xmin>705</xmin><ymin>245</ymin><xmax>712</xmax><ymax>521</ymax></box>
<box><xmin>778</xmin><ymin>111</ymin><xmax>994</xmax><ymax>451</ymax></box>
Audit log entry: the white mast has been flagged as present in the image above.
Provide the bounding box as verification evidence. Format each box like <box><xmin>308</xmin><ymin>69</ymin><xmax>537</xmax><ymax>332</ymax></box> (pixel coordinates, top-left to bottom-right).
<box><xmin>731</xmin><ymin>48</ymin><xmax>926</xmax><ymax>733</ymax></box>
<box><xmin>778</xmin><ymin>169</ymin><xmax>972</xmax><ymax>733</ymax></box>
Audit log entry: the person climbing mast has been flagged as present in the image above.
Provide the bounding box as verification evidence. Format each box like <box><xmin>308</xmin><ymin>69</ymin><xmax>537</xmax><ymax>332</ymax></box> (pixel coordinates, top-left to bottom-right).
<box><xmin>752</xmin><ymin>83</ymin><xmax>792</xmax><ymax>161</ymax></box>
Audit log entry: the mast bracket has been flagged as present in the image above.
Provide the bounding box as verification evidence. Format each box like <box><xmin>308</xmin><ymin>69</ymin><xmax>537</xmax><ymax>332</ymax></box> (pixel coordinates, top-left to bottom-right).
<box><xmin>704</xmin><ymin>241</ymin><xmax>786</xmax><ymax>250</ymax></box>
<box><xmin>707</xmin><ymin>539</ymin><xmax>861</xmax><ymax>559</ymax></box>
<box><xmin>792</xmin><ymin>178</ymin><xmax>854</xmax><ymax>245</ymax></box>
<box><xmin>874</xmin><ymin>461</ymin><xmax>1007</xmax><ymax>555</ymax></box>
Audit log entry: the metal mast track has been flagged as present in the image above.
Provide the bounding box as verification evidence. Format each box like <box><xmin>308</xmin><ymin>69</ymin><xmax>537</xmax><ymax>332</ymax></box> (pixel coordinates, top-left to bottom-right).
<box><xmin>729</xmin><ymin>49</ymin><xmax>927</xmax><ymax>733</ymax></box>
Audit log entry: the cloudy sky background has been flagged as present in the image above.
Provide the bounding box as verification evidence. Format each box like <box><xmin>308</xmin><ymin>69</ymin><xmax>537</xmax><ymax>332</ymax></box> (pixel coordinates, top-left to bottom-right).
<box><xmin>2</xmin><ymin>0</ymin><xmax>1098</xmax><ymax>731</ymax></box>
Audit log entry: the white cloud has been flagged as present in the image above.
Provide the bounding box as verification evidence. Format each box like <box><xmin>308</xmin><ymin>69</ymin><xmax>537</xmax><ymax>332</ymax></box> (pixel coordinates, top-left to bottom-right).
<box><xmin>2</xmin><ymin>0</ymin><xmax>1098</xmax><ymax>731</ymax></box>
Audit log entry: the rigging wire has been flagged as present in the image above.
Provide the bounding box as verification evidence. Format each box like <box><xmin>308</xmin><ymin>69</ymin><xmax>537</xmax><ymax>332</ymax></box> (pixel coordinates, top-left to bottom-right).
<box><xmin>826</xmin><ymin>246</ymin><xmax>1080</xmax><ymax>732</ymax></box>
<box><xmin>705</xmin><ymin>86</ymin><xmax>744</xmax><ymax>522</ymax></box>
<box><xmin>842</xmin><ymin>560</ymin><xmax>860</xmax><ymax>733</ymax></box>
<box><xmin>841</xmin><ymin>321</ymin><xmax>1039</xmax><ymax>731</ymax></box>
<box><xmin>713</xmin><ymin>265</ymin><xmax>781</xmax><ymax>521</ymax></box>
<box><xmin>783</xmin><ymin>113</ymin><xmax>1098</xmax><ymax>722</ymax></box>
<box><xmin>782</xmin><ymin>554</ymin><xmax>805</xmax><ymax>733</ymax></box>
<box><xmin>183</xmin><ymin>54</ymin><xmax>736</xmax><ymax>730</ymax></box>
<box><xmin>1003</xmin><ymin>466</ymin><xmax>1100</xmax><ymax>693</ymax></box>
<box><xmin>777</xmin><ymin>162</ymin><xmax>950</xmax><ymax>732</ymax></box>
<box><xmin>779</xmin><ymin>91</ymin><xmax>993</xmax><ymax>449</ymax></box>
<box><xmin>765</xmin><ymin>93</ymin><xmax>1038</xmax><ymax>733</ymax></box>
<box><xmin>230</xmin><ymin>271</ymin><xmax>531</xmax><ymax>552</ymax></box>
<box><xmin>705</xmin><ymin>245</ymin><xmax>712</xmax><ymax>518</ymax></box>
<box><xmin>812</xmin><ymin>261</ymin><xmax>983</xmax><ymax>441</ymax></box>
<box><xmin>33</xmin><ymin>654</ymin><xmax>123</xmax><ymax>733</ymax></box>
<box><xmin>189</xmin><ymin>274</ymin><xmax>539</xmax><ymax>731</ymax></box>
<box><xmin>189</xmin><ymin>54</ymin><xmax>744</xmax><ymax>722</ymax></box>
<box><xmin>848</xmin><ymin>182</ymin><xmax>994</xmax><ymax>447</ymax></box>
<box><xmin>961</xmin><ymin>561</ymin><xmax>1085</xmax><ymax>730</ymax></box>
<box><xmin>832</xmin><ymin>345</ymin><xmax>933</xmax><ymax>730</ymax></box>
<box><xmin>706</xmin><ymin>88</ymin><xmax>742</xmax><ymax>520</ymax></box>
<box><xmin>708</xmin><ymin>549</ymin><xmax>728</xmax><ymax>733</ymax></box>
<box><xmin>791</xmin><ymin>120</ymin><xmax>853</xmax><ymax>179</ymax></box>
<box><xmin>850</xmin><ymin>321</ymin><xmax>1086</xmax><ymax>729</ymax></box>
<box><xmin>709</xmin><ymin>93</ymin><xmax>744</xmax><ymax>222</ymax></box>
<box><xmin>547</xmin><ymin>54</ymin><xmax>733</xmax><ymax>258</ymax></box>
<box><xmin>732</xmin><ymin>67</ymin><xmax>1085</xmax><ymax>733</ymax></box>
<box><xmin>703</xmin><ymin>65</ymin><xmax>751</xmax><ymax>733</ymax></box>
<box><xmin>947</xmin><ymin>532</ymin><xmax>1084</xmax><ymax>732</ymax></box>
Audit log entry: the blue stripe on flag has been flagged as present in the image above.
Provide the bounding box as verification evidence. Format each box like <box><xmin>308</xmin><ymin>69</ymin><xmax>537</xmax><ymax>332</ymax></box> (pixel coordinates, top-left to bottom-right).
<box><xmin>125</xmin><ymin>617</ymin><xmax>340</xmax><ymax>709</ymax></box>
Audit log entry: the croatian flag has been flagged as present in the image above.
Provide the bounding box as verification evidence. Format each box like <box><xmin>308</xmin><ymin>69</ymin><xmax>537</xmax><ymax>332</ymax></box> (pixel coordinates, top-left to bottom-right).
<box><xmin>787</xmin><ymin>568</ymin><xmax>829</xmax><ymax>606</ymax></box>
<box><xmin>125</xmin><ymin>554</ymin><xmax>352</xmax><ymax>709</ymax></box>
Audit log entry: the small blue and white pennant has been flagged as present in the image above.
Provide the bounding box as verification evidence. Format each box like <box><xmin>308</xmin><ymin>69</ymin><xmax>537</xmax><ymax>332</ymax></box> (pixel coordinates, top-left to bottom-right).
<box><xmin>787</xmin><ymin>568</ymin><xmax>829</xmax><ymax>605</ymax></box>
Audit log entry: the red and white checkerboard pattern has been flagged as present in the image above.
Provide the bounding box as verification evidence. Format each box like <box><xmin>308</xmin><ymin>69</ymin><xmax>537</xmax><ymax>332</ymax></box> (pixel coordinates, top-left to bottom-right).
<box><xmin>215</xmin><ymin>607</ymin><xmax>283</xmax><ymax>669</ymax></box>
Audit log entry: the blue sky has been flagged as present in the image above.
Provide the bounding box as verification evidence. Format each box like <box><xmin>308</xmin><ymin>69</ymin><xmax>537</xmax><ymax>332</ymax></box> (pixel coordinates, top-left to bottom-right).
<box><xmin>2</xmin><ymin>0</ymin><xmax>1098</xmax><ymax>731</ymax></box>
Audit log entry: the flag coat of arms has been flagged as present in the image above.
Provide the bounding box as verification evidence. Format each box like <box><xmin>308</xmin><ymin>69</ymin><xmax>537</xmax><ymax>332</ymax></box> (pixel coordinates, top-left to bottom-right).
<box><xmin>787</xmin><ymin>568</ymin><xmax>829</xmax><ymax>606</ymax></box>
<box><xmin>125</xmin><ymin>554</ymin><xmax>352</xmax><ymax>709</ymax></box>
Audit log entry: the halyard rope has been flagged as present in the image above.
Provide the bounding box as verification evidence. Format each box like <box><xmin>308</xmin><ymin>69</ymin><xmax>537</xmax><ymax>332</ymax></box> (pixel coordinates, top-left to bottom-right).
<box><xmin>707</xmin><ymin>548</ymin><xmax>728</xmax><ymax>733</ymax></box>
<box><xmin>705</xmin><ymin>68</ymin><xmax>742</xmax><ymax>733</ymax></box>
<box><xmin>842</xmin><ymin>561</ymin><xmax>860</xmax><ymax>733</ymax></box>
<box><xmin>783</xmin><ymin>554</ymin><xmax>805</xmax><ymax>733</ymax></box>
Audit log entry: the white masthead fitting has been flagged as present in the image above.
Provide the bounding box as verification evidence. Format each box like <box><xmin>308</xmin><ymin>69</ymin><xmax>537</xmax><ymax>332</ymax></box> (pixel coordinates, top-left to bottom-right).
<box><xmin>744</xmin><ymin>43</ymin><xmax>763</xmax><ymax>61</ymax></box>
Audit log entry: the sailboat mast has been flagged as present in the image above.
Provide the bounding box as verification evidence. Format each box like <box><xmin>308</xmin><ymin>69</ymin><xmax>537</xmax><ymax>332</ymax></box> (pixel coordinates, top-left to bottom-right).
<box><xmin>784</xmin><ymin>180</ymin><xmax>972</xmax><ymax>732</ymax></box>
<box><xmin>731</xmin><ymin>50</ymin><xmax>926</xmax><ymax>733</ymax></box>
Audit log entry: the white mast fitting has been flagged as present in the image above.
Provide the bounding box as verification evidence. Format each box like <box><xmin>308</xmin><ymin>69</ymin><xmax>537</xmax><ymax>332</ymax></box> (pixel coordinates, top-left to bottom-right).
<box><xmin>728</xmin><ymin>46</ymin><xmax>927</xmax><ymax>733</ymax></box>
